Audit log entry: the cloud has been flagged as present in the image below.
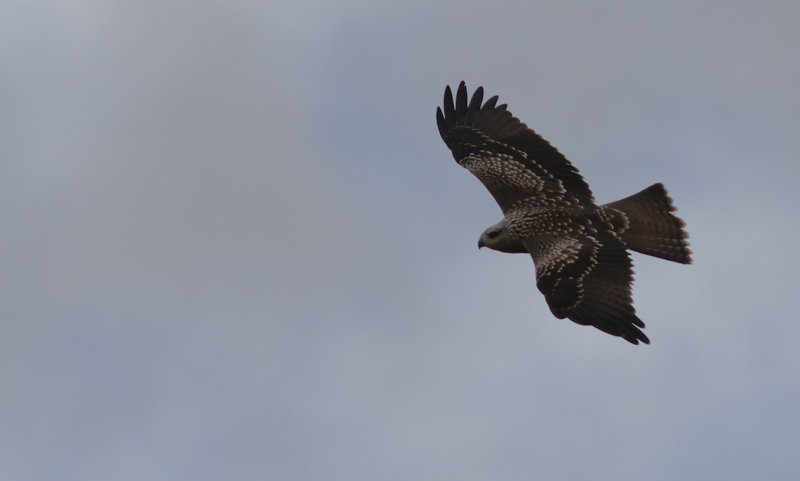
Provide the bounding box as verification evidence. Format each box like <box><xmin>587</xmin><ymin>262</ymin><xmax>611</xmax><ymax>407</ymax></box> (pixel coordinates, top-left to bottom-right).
<box><xmin>2</xmin><ymin>1</ymin><xmax>800</xmax><ymax>480</ymax></box>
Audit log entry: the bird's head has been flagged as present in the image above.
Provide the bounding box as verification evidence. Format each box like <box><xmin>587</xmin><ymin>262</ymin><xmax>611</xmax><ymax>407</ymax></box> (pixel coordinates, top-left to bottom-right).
<box><xmin>478</xmin><ymin>220</ymin><xmax>527</xmax><ymax>253</ymax></box>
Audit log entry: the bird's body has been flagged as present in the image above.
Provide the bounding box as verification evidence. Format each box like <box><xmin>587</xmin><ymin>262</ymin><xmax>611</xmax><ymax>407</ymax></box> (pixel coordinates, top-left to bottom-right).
<box><xmin>436</xmin><ymin>82</ymin><xmax>691</xmax><ymax>344</ymax></box>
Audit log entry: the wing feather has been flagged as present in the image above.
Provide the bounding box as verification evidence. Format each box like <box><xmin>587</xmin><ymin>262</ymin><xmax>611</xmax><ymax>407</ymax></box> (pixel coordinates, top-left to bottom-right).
<box><xmin>524</xmin><ymin>231</ymin><xmax>648</xmax><ymax>345</ymax></box>
<box><xmin>437</xmin><ymin>82</ymin><xmax>594</xmax><ymax>211</ymax></box>
<box><xmin>467</xmin><ymin>86</ymin><xmax>484</xmax><ymax>113</ymax></box>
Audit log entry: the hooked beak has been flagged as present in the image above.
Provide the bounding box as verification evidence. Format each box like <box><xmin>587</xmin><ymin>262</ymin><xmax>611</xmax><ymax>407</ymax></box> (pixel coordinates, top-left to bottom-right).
<box><xmin>478</xmin><ymin>238</ymin><xmax>485</xmax><ymax>249</ymax></box>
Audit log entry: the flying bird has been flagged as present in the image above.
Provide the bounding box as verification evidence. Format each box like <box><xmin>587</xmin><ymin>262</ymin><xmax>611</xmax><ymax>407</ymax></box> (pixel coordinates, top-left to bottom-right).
<box><xmin>436</xmin><ymin>82</ymin><xmax>691</xmax><ymax>344</ymax></box>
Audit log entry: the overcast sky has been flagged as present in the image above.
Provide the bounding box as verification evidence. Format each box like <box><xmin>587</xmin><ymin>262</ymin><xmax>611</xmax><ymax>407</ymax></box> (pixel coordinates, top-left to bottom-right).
<box><xmin>3</xmin><ymin>1</ymin><xmax>800</xmax><ymax>480</ymax></box>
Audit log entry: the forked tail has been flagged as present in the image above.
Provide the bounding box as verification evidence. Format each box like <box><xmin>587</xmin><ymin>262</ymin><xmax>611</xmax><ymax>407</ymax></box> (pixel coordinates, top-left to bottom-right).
<box><xmin>602</xmin><ymin>183</ymin><xmax>692</xmax><ymax>264</ymax></box>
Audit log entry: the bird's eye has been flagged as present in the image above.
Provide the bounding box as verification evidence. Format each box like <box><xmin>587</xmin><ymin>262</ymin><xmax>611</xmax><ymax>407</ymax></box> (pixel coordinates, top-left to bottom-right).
<box><xmin>487</xmin><ymin>231</ymin><xmax>500</xmax><ymax>239</ymax></box>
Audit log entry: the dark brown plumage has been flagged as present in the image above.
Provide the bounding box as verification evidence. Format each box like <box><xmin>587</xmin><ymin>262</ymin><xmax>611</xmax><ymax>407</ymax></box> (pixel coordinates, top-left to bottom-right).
<box><xmin>437</xmin><ymin>82</ymin><xmax>691</xmax><ymax>344</ymax></box>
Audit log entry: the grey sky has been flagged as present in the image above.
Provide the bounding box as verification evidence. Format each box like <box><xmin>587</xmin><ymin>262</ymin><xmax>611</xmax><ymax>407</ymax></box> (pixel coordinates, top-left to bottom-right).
<box><xmin>3</xmin><ymin>1</ymin><xmax>799</xmax><ymax>480</ymax></box>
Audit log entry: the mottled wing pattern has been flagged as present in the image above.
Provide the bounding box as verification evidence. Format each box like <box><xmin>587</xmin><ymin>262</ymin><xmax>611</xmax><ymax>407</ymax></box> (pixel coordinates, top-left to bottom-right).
<box><xmin>436</xmin><ymin>81</ymin><xmax>595</xmax><ymax>213</ymax></box>
<box><xmin>524</xmin><ymin>230</ymin><xmax>648</xmax><ymax>345</ymax></box>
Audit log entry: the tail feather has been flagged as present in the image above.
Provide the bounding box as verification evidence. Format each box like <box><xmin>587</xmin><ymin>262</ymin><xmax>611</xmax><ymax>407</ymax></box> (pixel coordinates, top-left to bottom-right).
<box><xmin>602</xmin><ymin>183</ymin><xmax>692</xmax><ymax>264</ymax></box>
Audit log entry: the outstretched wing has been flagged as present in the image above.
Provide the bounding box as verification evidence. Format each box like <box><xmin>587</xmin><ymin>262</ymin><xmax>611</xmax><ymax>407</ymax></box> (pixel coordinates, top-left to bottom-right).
<box><xmin>524</xmin><ymin>230</ymin><xmax>648</xmax><ymax>345</ymax></box>
<box><xmin>436</xmin><ymin>81</ymin><xmax>594</xmax><ymax>213</ymax></box>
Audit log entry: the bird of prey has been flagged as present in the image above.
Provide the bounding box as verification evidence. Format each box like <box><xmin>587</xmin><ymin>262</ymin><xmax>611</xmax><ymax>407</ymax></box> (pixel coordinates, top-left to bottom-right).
<box><xmin>436</xmin><ymin>82</ymin><xmax>691</xmax><ymax>344</ymax></box>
